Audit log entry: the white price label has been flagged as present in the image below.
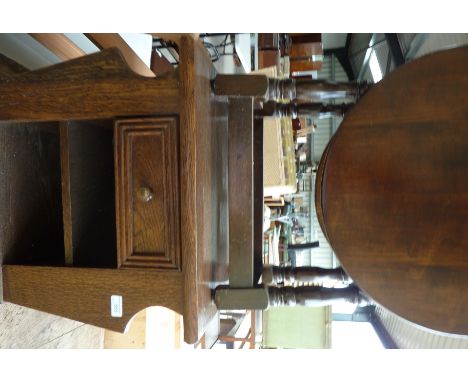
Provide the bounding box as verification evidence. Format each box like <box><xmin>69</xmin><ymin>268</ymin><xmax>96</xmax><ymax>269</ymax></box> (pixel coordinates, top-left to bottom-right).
<box><xmin>110</xmin><ymin>295</ymin><xmax>123</xmax><ymax>317</ymax></box>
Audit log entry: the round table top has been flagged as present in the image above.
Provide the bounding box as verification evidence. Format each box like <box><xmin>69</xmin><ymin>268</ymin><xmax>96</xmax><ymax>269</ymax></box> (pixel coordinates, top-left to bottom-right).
<box><xmin>316</xmin><ymin>46</ymin><xmax>468</xmax><ymax>335</ymax></box>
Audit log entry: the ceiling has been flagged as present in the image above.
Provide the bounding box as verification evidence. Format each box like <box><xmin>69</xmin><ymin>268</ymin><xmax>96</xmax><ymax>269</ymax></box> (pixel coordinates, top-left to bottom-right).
<box><xmin>321</xmin><ymin>33</ymin><xmax>347</xmax><ymax>50</ymax></box>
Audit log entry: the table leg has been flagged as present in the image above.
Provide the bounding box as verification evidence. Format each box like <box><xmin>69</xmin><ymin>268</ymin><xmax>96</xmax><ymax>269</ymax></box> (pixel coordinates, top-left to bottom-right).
<box><xmin>214</xmin><ymin>285</ymin><xmax>365</xmax><ymax>310</ymax></box>
<box><xmin>213</xmin><ymin>75</ymin><xmax>370</xmax><ymax>103</ymax></box>
<box><xmin>268</xmin><ymin>285</ymin><xmax>362</xmax><ymax>308</ymax></box>
<box><xmin>262</xmin><ymin>265</ymin><xmax>351</xmax><ymax>286</ymax></box>
<box><xmin>258</xmin><ymin>101</ymin><xmax>352</xmax><ymax>119</ymax></box>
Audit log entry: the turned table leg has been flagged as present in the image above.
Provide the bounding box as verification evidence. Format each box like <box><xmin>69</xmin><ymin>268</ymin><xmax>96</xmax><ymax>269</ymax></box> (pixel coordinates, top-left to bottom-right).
<box><xmin>267</xmin><ymin>78</ymin><xmax>366</xmax><ymax>103</ymax></box>
<box><xmin>214</xmin><ymin>284</ymin><xmax>366</xmax><ymax>310</ymax></box>
<box><xmin>213</xmin><ymin>74</ymin><xmax>370</xmax><ymax>103</ymax></box>
<box><xmin>268</xmin><ymin>285</ymin><xmax>362</xmax><ymax>308</ymax></box>
<box><xmin>257</xmin><ymin>101</ymin><xmax>353</xmax><ymax>119</ymax></box>
<box><xmin>262</xmin><ymin>265</ymin><xmax>351</xmax><ymax>286</ymax></box>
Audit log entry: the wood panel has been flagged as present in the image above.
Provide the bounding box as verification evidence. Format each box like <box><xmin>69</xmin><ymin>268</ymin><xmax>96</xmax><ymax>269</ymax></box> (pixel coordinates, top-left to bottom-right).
<box><xmin>59</xmin><ymin>122</ymin><xmax>73</xmax><ymax>265</ymax></box>
<box><xmin>179</xmin><ymin>36</ymin><xmax>229</xmax><ymax>344</ymax></box>
<box><xmin>258</xmin><ymin>50</ymin><xmax>280</xmax><ymax>70</ymax></box>
<box><xmin>213</xmin><ymin>74</ymin><xmax>269</xmax><ymax>97</ymax></box>
<box><xmin>318</xmin><ymin>46</ymin><xmax>468</xmax><ymax>335</ymax></box>
<box><xmin>2</xmin><ymin>265</ymin><xmax>184</xmax><ymax>333</ymax></box>
<box><xmin>228</xmin><ymin>97</ymin><xmax>254</xmax><ymax>287</ymax></box>
<box><xmin>66</xmin><ymin>120</ymin><xmax>117</xmax><ymax>268</ymax></box>
<box><xmin>290</xmin><ymin>42</ymin><xmax>323</xmax><ymax>72</ymax></box>
<box><xmin>0</xmin><ymin>122</ymin><xmax>64</xmax><ymax>266</ymax></box>
<box><xmin>0</xmin><ymin>49</ymin><xmax>179</xmax><ymax>122</ymax></box>
<box><xmin>86</xmin><ymin>33</ymin><xmax>155</xmax><ymax>77</ymax></box>
<box><xmin>314</xmin><ymin>135</ymin><xmax>334</xmax><ymax>244</ymax></box>
<box><xmin>253</xmin><ymin>118</ymin><xmax>264</xmax><ymax>284</ymax></box>
<box><xmin>150</xmin><ymin>49</ymin><xmax>175</xmax><ymax>76</ymax></box>
<box><xmin>29</xmin><ymin>33</ymin><xmax>86</xmax><ymax>61</ymax></box>
<box><xmin>258</xmin><ymin>33</ymin><xmax>279</xmax><ymax>50</ymax></box>
<box><xmin>289</xmin><ymin>33</ymin><xmax>322</xmax><ymax>44</ymax></box>
<box><xmin>115</xmin><ymin>118</ymin><xmax>180</xmax><ymax>269</ymax></box>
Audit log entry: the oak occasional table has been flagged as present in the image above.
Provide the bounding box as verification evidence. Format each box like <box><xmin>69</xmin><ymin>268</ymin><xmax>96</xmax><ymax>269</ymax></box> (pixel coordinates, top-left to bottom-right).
<box><xmin>0</xmin><ymin>36</ymin><xmax>229</xmax><ymax>344</ymax></box>
<box><xmin>316</xmin><ymin>46</ymin><xmax>468</xmax><ymax>335</ymax></box>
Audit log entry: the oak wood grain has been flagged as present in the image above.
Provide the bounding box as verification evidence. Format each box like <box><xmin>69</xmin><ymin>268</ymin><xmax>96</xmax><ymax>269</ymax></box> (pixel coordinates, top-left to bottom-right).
<box><xmin>115</xmin><ymin>118</ymin><xmax>180</xmax><ymax>270</ymax></box>
<box><xmin>2</xmin><ymin>265</ymin><xmax>184</xmax><ymax>333</ymax></box>
<box><xmin>59</xmin><ymin>121</ymin><xmax>73</xmax><ymax>265</ymax></box>
<box><xmin>213</xmin><ymin>74</ymin><xmax>269</xmax><ymax>97</ymax></box>
<box><xmin>66</xmin><ymin>120</ymin><xmax>117</xmax><ymax>268</ymax></box>
<box><xmin>179</xmin><ymin>36</ymin><xmax>229</xmax><ymax>344</ymax></box>
<box><xmin>314</xmin><ymin>135</ymin><xmax>334</xmax><ymax>244</ymax></box>
<box><xmin>0</xmin><ymin>49</ymin><xmax>179</xmax><ymax>122</ymax></box>
<box><xmin>228</xmin><ymin>97</ymin><xmax>254</xmax><ymax>287</ymax></box>
<box><xmin>0</xmin><ymin>122</ymin><xmax>64</xmax><ymax>266</ymax></box>
<box><xmin>253</xmin><ymin>118</ymin><xmax>264</xmax><ymax>284</ymax></box>
<box><xmin>150</xmin><ymin>49</ymin><xmax>175</xmax><ymax>77</ymax></box>
<box><xmin>317</xmin><ymin>46</ymin><xmax>468</xmax><ymax>335</ymax></box>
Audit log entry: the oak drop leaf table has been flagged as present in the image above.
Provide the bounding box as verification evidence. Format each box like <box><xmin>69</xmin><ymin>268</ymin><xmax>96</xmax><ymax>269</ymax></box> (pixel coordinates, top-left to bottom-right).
<box><xmin>316</xmin><ymin>46</ymin><xmax>468</xmax><ymax>335</ymax></box>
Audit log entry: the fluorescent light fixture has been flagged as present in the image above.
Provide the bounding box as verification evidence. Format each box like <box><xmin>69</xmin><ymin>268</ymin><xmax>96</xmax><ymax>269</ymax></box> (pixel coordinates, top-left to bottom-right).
<box><xmin>369</xmin><ymin>49</ymin><xmax>383</xmax><ymax>83</ymax></box>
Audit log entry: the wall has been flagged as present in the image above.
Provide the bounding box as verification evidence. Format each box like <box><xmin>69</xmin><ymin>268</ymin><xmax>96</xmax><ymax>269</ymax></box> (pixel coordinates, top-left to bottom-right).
<box><xmin>262</xmin><ymin>306</ymin><xmax>331</xmax><ymax>348</ymax></box>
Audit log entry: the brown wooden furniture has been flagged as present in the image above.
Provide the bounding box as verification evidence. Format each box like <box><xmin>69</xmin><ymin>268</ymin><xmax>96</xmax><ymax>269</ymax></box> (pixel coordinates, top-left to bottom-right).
<box><xmin>316</xmin><ymin>46</ymin><xmax>468</xmax><ymax>335</ymax></box>
<box><xmin>29</xmin><ymin>33</ymin><xmax>156</xmax><ymax>77</ymax></box>
<box><xmin>0</xmin><ymin>36</ymin><xmax>229</xmax><ymax>344</ymax></box>
<box><xmin>0</xmin><ymin>35</ymin><xmax>371</xmax><ymax>344</ymax></box>
<box><xmin>258</xmin><ymin>33</ymin><xmax>281</xmax><ymax>72</ymax></box>
<box><xmin>289</xmin><ymin>34</ymin><xmax>323</xmax><ymax>73</ymax></box>
<box><xmin>258</xmin><ymin>34</ymin><xmax>280</xmax><ymax>51</ymax></box>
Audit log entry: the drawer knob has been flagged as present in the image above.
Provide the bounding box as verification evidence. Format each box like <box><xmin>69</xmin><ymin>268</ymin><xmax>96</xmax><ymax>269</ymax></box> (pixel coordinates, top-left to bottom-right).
<box><xmin>136</xmin><ymin>186</ymin><xmax>154</xmax><ymax>202</ymax></box>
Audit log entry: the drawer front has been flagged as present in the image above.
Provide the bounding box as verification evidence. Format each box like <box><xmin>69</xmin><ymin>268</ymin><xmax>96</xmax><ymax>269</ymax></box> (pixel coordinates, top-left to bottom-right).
<box><xmin>115</xmin><ymin>117</ymin><xmax>180</xmax><ymax>269</ymax></box>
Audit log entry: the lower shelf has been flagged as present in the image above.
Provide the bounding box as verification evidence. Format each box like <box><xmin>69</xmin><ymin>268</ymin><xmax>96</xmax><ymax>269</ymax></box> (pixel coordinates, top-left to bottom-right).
<box><xmin>0</xmin><ymin>121</ymin><xmax>64</xmax><ymax>266</ymax></box>
<box><xmin>0</xmin><ymin>119</ymin><xmax>117</xmax><ymax>268</ymax></box>
<box><xmin>60</xmin><ymin>119</ymin><xmax>117</xmax><ymax>268</ymax></box>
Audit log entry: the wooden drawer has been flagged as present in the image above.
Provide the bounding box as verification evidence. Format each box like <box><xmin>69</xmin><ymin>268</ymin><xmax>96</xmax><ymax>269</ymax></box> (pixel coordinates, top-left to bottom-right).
<box><xmin>115</xmin><ymin>117</ymin><xmax>180</xmax><ymax>270</ymax></box>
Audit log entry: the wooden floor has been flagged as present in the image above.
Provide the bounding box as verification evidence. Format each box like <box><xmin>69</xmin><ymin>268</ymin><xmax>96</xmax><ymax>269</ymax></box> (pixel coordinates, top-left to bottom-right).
<box><xmin>0</xmin><ymin>302</ymin><xmax>104</xmax><ymax>349</ymax></box>
<box><xmin>0</xmin><ymin>301</ymin><xmax>195</xmax><ymax>349</ymax></box>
